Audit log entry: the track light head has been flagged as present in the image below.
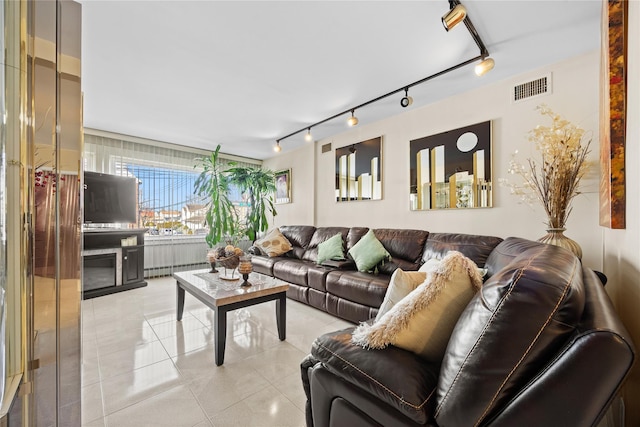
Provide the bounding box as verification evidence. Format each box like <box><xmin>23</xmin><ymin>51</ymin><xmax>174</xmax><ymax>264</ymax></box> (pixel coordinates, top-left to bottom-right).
<box><xmin>400</xmin><ymin>88</ymin><xmax>413</xmax><ymax>108</ymax></box>
<box><xmin>475</xmin><ymin>57</ymin><xmax>495</xmax><ymax>76</ymax></box>
<box><xmin>347</xmin><ymin>110</ymin><xmax>359</xmax><ymax>127</ymax></box>
<box><xmin>304</xmin><ymin>128</ymin><xmax>313</xmax><ymax>142</ymax></box>
<box><xmin>442</xmin><ymin>4</ymin><xmax>467</xmax><ymax>31</ymax></box>
<box><xmin>273</xmin><ymin>141</ymin><xmax>282</xmax><ymax>153</ymax></box>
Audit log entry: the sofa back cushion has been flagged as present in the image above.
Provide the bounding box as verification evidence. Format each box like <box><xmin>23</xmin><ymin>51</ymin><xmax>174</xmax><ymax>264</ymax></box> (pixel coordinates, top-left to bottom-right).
<box><xmin>279</xmin><ymin>225</ymin><xmax>316</xmax><ymax>259</ymax></box>
<box><xmin>421</xmin><ymin>232</ymin><xmax>503</xmax><ymax>268</ymax></box>
<box><xmin>434</xmin><ymin>241</ymin><xmax>585</xmax><ymax>426</ymax></box>
<box><xmin>302</xmin><ymin>227</ymin><xmax>350</xmax><ymax>262</ymax></box>
<box><xmin>484</xmin><ymin>236</ymin><xmax>543</xmax><ymax>277</ymax></box>
<box><xmin>346</xmin><ymin>227</ymin><xmax>369</xmax><ymax>251</ymax></box>
<box><xmin>373</xmin><ymin>229</ymin><xmax>429</xmax><ymax>274</ymax></box>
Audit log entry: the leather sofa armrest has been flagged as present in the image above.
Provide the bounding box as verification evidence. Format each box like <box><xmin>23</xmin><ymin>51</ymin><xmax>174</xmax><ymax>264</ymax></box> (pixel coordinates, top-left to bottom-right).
<box><xmin>301</xmin><ymin>354</ymin><xmax>320</xmax><ymax>427</ymax></box>
<box><xmin>320</xmin><ymin>259</ymin><xmax>355</xmax><ymax>270</ymax></box>
<box><xmin>310</xmin><ymin>328</ymin><xmax>439</xmax><ymax>424</ymax></box>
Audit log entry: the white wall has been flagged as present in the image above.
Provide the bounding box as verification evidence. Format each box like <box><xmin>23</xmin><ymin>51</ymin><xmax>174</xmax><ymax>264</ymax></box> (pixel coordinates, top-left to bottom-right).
<box><xmin>602</xmin><ymin>1</ymin><xmax>640</xmax><ymax>424</ymax></box>
<box><xmin>303</xmin><ymin>51</ymin><xmax>601</xmax><ymax>267</ymax></box>
<box><xmin>264</xmin><ymin>142</ymin><xmax>315</xmax><ymax>227</ymax></box>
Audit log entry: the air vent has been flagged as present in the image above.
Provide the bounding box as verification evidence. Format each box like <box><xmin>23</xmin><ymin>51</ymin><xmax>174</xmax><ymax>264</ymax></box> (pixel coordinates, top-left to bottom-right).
<box><xmin>513</xmin><ymin>73</ymin><xmax>551</xmax><ymax>103</ymax></box>
<box><xmin>321</xmin><ymin>143</ymin><xmax>332</xmax><ymax>153</ymax></box>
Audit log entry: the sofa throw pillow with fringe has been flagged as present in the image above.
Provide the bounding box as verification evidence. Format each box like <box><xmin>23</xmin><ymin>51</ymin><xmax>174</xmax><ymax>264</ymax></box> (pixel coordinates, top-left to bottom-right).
<box><xmin>352</xmin><ymin>251</ymin><xmax>483</xmax><ymax>362</ymax></box>
<box><xmin>376</xmin><ymin>258</ymin><xmax>477</xmax><ymax>323</ymax></box>
<box><xmin>254</xmin><ymin>228</ymin><xmax>293</xmax><ymax>257</ymax></box>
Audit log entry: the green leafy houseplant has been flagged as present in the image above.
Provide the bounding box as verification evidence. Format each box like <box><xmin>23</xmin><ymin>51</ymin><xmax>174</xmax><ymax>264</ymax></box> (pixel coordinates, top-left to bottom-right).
<box><xmin>193</xmin><ymin>145</ymin><xmax>238</xmax><ymax>247</ymax></box>
<box><xmin>226</xmin><ymin>165</ymin><xmax>277</xmax><ymax>243</ymax></box>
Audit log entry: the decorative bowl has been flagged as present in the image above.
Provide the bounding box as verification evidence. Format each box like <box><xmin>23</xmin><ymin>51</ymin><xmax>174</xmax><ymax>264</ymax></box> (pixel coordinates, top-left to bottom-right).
<box><xmin>217</xmin><ymin>254</ymin><xmax>240</xmax><ymax>269</ymax></box>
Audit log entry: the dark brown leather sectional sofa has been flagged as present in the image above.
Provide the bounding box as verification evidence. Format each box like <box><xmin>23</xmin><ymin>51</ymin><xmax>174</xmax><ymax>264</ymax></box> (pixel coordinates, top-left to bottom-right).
<box><xmin>250</xmin><ymin>225</ymin><xmax>502</xmax><ymax>324</ymax></box>
<box><xmin>250</xmin><ymin>225</ymin><xmax>636</xmax><ymax>427</ymax></box>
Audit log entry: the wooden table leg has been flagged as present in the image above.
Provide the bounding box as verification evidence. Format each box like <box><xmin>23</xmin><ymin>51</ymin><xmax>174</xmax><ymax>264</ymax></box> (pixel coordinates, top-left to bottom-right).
<box><xmin>214</xmin><ymin>307</ymin><xmax>227</xmax><ymax>366</ymax></box>
<box><xmin>176</xmin><ymin>282</ymin><xmax>185</xmax><ymax>321</ymax></box>
<box><xmin>276</xmin><ymin>293</ymin><xmax>286</xmax><ymax>341</ymax></box>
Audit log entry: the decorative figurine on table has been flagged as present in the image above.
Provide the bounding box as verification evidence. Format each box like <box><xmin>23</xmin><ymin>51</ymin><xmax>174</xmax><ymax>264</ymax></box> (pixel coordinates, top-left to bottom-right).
<box><xmin>238</xmin><ymin>256</ymin><xmax>253</xmax><ymax>287</ymax></box>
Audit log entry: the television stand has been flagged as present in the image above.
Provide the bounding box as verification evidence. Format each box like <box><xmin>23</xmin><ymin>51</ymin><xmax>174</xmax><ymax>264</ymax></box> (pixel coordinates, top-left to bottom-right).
<box><xmin>82</xmin><ymin>228</ymin><xmax>147</xmax><ymax>299</ymax></box>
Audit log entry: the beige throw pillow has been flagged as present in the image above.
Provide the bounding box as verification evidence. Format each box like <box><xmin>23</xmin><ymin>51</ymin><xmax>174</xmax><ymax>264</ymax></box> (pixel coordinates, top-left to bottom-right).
<box><xmin>375</xmin><ymin>269</ymin><xmax>426</xmax><ymax>322</ymax></box>
<box><xmin>352</xmin><ymin>251</ymin><xmax>483</xmax><ymax>362</ymax></box>
<box><xmin>254</xmin><ymin>228</ymin><xmax>293</xmax><ymax>257</ymax></box>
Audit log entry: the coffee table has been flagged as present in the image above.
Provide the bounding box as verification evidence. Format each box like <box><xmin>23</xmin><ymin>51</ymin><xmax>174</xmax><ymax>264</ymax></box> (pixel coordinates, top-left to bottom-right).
<box><xmin>174</xmin><ymin>269</ymin><xmax>289</xmax><ymax>366</ymax></box>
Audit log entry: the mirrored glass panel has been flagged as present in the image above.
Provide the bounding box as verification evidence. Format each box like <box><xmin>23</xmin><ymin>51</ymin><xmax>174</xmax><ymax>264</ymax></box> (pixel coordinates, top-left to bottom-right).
<box><xmin>409</xmin><ymin>121</ymin><xmax>492</xmax><ymax>210</ymax></box>
<box><xmin>335</xmin><ymin>137</ymin><xmax>382</xmax><ymax>202</ymax></box>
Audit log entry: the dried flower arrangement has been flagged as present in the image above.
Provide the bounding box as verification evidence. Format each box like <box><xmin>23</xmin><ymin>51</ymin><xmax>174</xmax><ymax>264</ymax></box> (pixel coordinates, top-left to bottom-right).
<box><xmin>502</xmin><ymin>105</ymin><xmax>591</xmax><ymax>229</ymax></box>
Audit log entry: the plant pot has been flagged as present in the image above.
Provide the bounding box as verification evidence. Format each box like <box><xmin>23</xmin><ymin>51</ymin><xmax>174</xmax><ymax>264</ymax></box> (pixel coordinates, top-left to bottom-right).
<box><xmin>537</xmin><ymin>228</ymin><xmax>582</xmax><ymax>260</ymax></box>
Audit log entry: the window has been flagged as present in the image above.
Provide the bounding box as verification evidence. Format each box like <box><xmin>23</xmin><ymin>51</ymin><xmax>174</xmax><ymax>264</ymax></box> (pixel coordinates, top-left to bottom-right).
<box><xmin>84</xmin><ymin>131</ymin><xmax>260</xmax><ymax>276</ymax></box>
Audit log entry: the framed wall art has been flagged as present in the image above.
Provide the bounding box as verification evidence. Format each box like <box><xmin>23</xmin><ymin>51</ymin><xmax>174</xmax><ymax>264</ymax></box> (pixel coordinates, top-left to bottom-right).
<box><xmin>409</xmin><ymin>121</ymin><xmax>492</xmax><ymax>210</ymax></box>
<box><xmin>599</xmin><ymin>0</ymin><xmax>627</xmax><ymax>229</ymax></box>
<box><xmin>335</xmin><ymin>136</ymin><xmax>382</xmax><ymax>202</ymax></box>
<box><xmin>274</xmin><ymin>169</ymin><xmax>291</xmax><ymax>204</ymax></box>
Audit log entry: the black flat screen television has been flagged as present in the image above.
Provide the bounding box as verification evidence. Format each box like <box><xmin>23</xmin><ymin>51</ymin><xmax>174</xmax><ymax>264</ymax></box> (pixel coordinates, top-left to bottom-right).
<box><xmin>84</xmin><ymin>172</ymin><xmax>137</xmax><ymax>224</ymax></box>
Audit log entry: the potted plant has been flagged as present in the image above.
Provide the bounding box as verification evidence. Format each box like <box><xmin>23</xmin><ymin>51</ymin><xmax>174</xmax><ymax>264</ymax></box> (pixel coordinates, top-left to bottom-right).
<box><xmin>502</xmin><ymin>105</ymin><xmax>590</xmax><ymax>258</ymax></box>
<box><xmin>226</xmin><ymin>165</ymin><xmax>278</xmax><ymax>243</ymax></box>
<box><xmin>193</xmin><ymin>145</ymin><xmax>238</xmax><ymax>248</ymax></box>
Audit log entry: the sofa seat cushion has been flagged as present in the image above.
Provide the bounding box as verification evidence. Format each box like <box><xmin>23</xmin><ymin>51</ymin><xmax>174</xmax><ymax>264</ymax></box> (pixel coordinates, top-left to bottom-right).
<box><xmin>311</xmin><ymin>328</ymin><xmax>439</xmax><ymax>425</ymax></box>
<box><xmin>273</xmin><ymin>258</ymin><xmax>311</xmax><ymax>287</ymax></box>
<box><xmin>435</xmin><ymin>242</ymin><xmax>585</xmax><ymax>427</ymax></box>
<box><xmin>326</xmin><ymin>270</ymin><xmax>390</xmax><ymax>308</ymax></box>
<box><xmin>307</xmin><ymin>264</ymin><xmax>333</xmax><ymax>292</ymax></box>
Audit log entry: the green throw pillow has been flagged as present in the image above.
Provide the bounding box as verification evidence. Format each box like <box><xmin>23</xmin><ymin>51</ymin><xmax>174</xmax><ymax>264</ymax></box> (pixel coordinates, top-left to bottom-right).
<box><xmin>348</xmin><ymin>230</ymin><xmax>390</xmax><ymax>272</ymax></box>
<box><xmin>317</xmin><ymin>233</ymin><xmax>345</xmax><ymax>265</ymax></box>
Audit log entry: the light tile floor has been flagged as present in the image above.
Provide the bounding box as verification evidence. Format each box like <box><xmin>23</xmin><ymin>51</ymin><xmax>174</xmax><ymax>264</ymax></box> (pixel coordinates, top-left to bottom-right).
<box><xmin>81</xmin><ymin>276</ymin><xmax>353</xmax><ymax>427</ymax></box>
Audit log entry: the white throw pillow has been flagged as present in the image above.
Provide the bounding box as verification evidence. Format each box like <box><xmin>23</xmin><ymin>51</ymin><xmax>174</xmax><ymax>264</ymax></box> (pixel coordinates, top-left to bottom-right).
<box><xmin>375</xmin><ymin>269</ymin><xmax>426</xmax><ymax>322</ymax></box>
<box><xmin>377</xmin><ymin>257</ymin><xmax>463</xmax><ymax>322</ymax></box>
<box><xmin>418</xmin><ymin>257</ymin><xmax>443</xmax><ymax>272</ymax></box>
<box><xmin>352</xmin><ymin>251</ymin><xmax>483</xmax><ymax>362</ymax></box>
<box><xmin>420</xmin><ymin>256</ymin><xmax>488</xmax><ymax>278</ymax></box>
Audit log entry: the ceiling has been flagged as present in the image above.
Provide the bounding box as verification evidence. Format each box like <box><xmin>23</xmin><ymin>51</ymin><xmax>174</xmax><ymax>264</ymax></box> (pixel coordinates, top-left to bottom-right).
<box><xmin>79</xmin><ymin>1</ymin><xmax>602</xmax><ymax>161</ymax></box>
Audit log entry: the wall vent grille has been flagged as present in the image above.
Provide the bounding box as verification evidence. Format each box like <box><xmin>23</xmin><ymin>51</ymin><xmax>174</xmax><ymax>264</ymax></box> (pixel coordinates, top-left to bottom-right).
<box><xmin>513</xmin><ymin>74</ymin><xmax>551</xmax><ymax>103</ymax></box>
<box><xmin>321</xmin><ymin>143</ymin><xmax>332</xmax><ymax>153</ymax></box>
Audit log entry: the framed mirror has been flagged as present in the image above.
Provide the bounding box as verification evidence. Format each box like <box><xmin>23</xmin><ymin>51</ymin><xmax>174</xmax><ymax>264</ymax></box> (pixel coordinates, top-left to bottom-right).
<box><xmin>335</xmin><ymin>136</ymin><xmax>382</xmax><ymax>202</ymax></box>
<box><xmin>409</xmin><ymin>121</ymin><xmax>492</xmax><ymax>210</ymax></box>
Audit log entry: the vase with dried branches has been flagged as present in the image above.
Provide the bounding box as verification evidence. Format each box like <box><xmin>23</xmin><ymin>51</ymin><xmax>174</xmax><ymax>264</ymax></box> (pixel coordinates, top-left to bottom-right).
<box><xmin>502</xmin><ymin>105</ymin><xmax>591</xmax><ymax>259</ymax></box>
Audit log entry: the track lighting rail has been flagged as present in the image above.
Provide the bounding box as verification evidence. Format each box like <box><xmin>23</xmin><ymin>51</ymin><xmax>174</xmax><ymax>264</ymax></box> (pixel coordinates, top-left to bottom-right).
<box><xmin>277</xmin><ymin>54</ymin><xmax>483</xmax><ymax>144</ymax></box>
<box><xmin>275</xmin><ymin>0</ymin><xmax>490</xmax><ymax>147</ymax></box>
